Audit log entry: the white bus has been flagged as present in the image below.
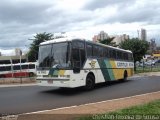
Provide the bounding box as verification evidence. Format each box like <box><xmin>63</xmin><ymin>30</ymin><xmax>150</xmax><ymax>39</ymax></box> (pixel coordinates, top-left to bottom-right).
<box><xmin>36</xmin><ymin>37</ymin><xmax>134</xmax><ymax>90</ymax></box>
<box><xmin>0</xmin><ymin>62</ymin><xmax>37</xmax><ymax>78</ymax></box>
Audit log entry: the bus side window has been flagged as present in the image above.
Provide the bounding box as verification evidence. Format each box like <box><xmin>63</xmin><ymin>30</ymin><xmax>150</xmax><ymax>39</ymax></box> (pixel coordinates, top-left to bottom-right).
<box><xmin>126</xmin><ymin>53</ymin><xmax>129</xmax><ymax>60</ymax></box>
<box><xmin>109</xmin><ymin>49</ymin><xmax>112</xmax><ymax>58</ymax></box>
<box><xmin>123</xmin><ymin>53</ymin><xmax>128</xmax><ymax>60</ymax></box>
<box><xmin>116</xmin><ymin>51</ymin><xmax>120</xmax><ymax>59</ymax></box>
<box><xmin>6</xmin><ymin>66</ymin><xmax>11</xmax><ymax>71</ymax></box>
<box><xmin>72</xmin><ymin>40</ymin><xmax>85</xmax><ymax>71</ymax></box>
<box><xmin>128</xmin><ymin>53</ymin><xmax>133</xmax><ymax>61</ymax></box>
<box><xmin>119</xmin><ymin>52</ymin><xmax>123</xmax><ymax>60</ymax></box>
<box><xmin>131</xmin><ymin>53</ymin><xmax>134</xmax><ymax>61</ymax></box>
<box><xmin>80</xmin><ymin>49</ymin><xmax>85</xmax><ymax>67</ymax></box>
<box><xmin>93</xmin><ymin>45</ymin><xmax>99</xmax><ymax>57</ymax></box>
<box><xmin>110</xmin><ymin>49</ymin><xmax>116</xmax><ymax>59</ymax></box>
<box><xmin>13</xmin><ymin>65</ymin><xmax>20</xmax><ymax>70</ymax></box>
<box><xmin>0</xmin><ymin>66</ymin><xmax>6</xmax><ymax>71</ymax></box>
<box><xmin>104</xmin><ymin>48</ymin><xmax>108</xmax><ymax>58</ymax></box>
<box><xmin>113</xmin><ymin>50</ymin><xmax>116</xmax><ymax>59</ymax></box>
<box><xmin>99</xmin><ymin>46</ymin><xmax>104</xmax><ymax>57</ymax></box>
<box><xmin>29</xmin><ymin>64</ymin><xmax>35</xmax><ymax>69</ymax></box>
<box><xmin>86</xmin><ymin>44</ymin><xmax>93</xmax><ymax>57</ymax></box>
<box><xmin>117</xmin><ymin>51</ymin><xmax>123</xmax><ymax>60</ymax></box>
<box><xmin>92</xmin><ymin>45</ymin><xmax>103</xmax><ymax>58</ymax></box>
<box><xmin>22</xmin><ymin>65</ymin><xmax>28</xmax><ymax>69</ymax></box>
<box><xmin>72</xmin><ymin>49</ymin><xmax>80</xmax><ymax>67</ymax></box>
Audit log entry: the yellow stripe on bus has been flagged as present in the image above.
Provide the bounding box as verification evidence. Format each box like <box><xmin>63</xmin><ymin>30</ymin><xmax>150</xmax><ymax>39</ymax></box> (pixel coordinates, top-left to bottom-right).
<box><xmin>110</xmin><ymin>60</ymin><xmax>123</xmax><ymax>80</ymax></box>
<box><xmin>58</xmin><ymin>70</ymin><xmax>65</xmax><ymax>75</ymax></box>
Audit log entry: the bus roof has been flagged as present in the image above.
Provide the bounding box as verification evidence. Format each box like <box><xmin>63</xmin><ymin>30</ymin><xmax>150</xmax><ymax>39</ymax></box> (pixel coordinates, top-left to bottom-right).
<box><xmin>40</xmin><ymin>36</ymin><xmax>85</xmax><ymax>45</ymax></box>
<box><xmin>86</xmin><ymin>40</ymin><xmax>132</xmax><ymax>53</ymax></box>
<box><xmin>0</xmin><ymin>62</ymin><xmax>37</xmax><ymax>66</ymax></box>
<box><xmin>40</xmin><ymin>36</ymin><xmax>132</xmax><ymax>53</ymax></box>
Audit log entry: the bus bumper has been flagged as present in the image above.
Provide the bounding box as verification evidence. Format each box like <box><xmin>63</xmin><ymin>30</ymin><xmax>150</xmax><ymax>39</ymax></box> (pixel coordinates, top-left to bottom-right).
<box><xmin>36</xmin><ymin>77</ymin><xmax>71</xmax><ymax>87</ymax></box>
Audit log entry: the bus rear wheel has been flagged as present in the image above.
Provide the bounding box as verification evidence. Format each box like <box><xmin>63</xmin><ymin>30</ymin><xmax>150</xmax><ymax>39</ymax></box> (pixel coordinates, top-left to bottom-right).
<box><xmin>29</xmin><ymin>72</ymin><xmax>34</xmax><ymax>77</ymax></box>
<box><xmin>85</xmin><ymin>74</ymin><xmax>95</xmax><ymax>90</ymax></box>
<box><xmin>0</xmin><ymin>75</ymin><xmax>5</xmax><ymax>78</ymax></box>
<box><xmin>122</xmin><ymin>71</ymin><xmax>128</xmax><ymax>81</ymax></box>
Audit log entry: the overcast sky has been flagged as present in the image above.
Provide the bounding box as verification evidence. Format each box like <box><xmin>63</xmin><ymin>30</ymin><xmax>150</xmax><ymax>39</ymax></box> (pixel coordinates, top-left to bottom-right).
<box><xmin>0</xmin><ymin>0</ymin><xmax>160</xmax><ymax>55</ymax></box>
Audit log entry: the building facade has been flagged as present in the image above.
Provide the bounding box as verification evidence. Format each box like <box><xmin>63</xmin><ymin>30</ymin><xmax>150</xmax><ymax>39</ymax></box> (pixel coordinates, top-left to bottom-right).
<box><xmin>149</xmin><ymin>38</ymin><xmax>157</xmax><ymax>53</ymax></box>
<box><xmin>92</xmin><ymin>35</ymin><xmax>99</xmax><ymax>42</ymax></box>
<box><xmin>15</xmin><ymin>48</ymin><xmax>22</xmax><ymax>56</ymax></box>
<box><xmin>92</xmin><ymin>31</ymin><xmax>109</xmax><ymax>42</ymax></box>
<box><xmin>141</xmin><ymin>28</ymin><xmax>147</xmax><ymax>41</ymax></box>
<box><xmin>112</xmin><ymin>34</ymin><xmax>129</xmax><ymax>45</ymax></box>
<box><xmin>92</xmin><ymin>31</ymin><xmax>129</xmax><ymax>45</ymax></box>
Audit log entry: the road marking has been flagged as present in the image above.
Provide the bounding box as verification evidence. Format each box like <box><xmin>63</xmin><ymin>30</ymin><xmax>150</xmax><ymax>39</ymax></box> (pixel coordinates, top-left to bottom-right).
<box><xmin>21</xmin><ymin>91</ymin><xmax>160</xmax><ymax>115</ymax></box>
<box><xmin>24</xmin><ymin>105</ymin><xmax>78</xmax><ymax>114</ymax></box>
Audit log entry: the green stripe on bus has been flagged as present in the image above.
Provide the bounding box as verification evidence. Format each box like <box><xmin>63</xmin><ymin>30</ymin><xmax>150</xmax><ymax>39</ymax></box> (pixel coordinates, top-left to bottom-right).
<box><xmin>48</xmin><ymin>68</ymin><xmax>59</xmax><ymax>76</ymax></box>
<box><xmin>108</xmin><ymin>68</ymin><xmax>115</xmax><ymax>80</ymax></box>
<box><xmin>53</xmin><ymin>70</ymin><xmax>58</xmax><ymax>75</ymax></box>
<box><xmin>105</xmin><ymin>60</ymin><xmax>115</xmax><ymax>80</ymax></box>
<box><xmin>48</xmin><ymin>68</ymin><xmax>54</xmax><ymax>76</ymax></box>
<box><xmin>98</xmin><ymin>59</ymin><xmax>111</xmax><ymax>81</ymax></box>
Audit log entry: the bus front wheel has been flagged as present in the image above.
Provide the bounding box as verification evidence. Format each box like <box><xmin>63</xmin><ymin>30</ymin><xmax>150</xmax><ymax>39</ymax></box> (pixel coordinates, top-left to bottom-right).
<box><xmin>85</xmin><ymin>74</ymin><xmax>95</xmax><ymax>90</ymax></box>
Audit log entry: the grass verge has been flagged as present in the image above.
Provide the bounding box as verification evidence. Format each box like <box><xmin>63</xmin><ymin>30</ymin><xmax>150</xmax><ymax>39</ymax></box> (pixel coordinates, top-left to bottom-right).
<box><xmin>78</xmin><ymin>100</ymin><xmax>160</xmax><ymax>120</ymax></box>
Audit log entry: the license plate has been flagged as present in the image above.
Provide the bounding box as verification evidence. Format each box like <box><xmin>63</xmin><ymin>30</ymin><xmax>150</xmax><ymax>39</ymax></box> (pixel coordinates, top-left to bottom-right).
<box><xmin>37</xmin><ymin>71</ymin><xmax>47</xmax><ymax>75</ymax></box>
<box><xmin>47</xmin><ymin>80</ymin><xmax>53</xmax><ymax>84</ymax></box>
<box><xmin>41</xmin><ymin>71</ymin><xmax>47</xmax><ymax>74</ymax></box>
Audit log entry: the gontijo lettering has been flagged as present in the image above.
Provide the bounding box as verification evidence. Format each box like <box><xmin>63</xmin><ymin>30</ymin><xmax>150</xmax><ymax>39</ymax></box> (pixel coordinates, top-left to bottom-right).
<box><xmin>117</xmin><ymin>62</ymin><xmax>128</xmax><ymax>67</ymax></box>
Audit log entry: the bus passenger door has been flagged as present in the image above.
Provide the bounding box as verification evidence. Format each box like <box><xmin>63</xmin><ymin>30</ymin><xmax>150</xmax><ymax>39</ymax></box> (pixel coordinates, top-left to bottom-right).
<box><xmin>72</xmin><ymin>49</ymin><xmax>81</xmax><ymax>73</ymax></box>
<box><xmin>72</xmin><ymin>40</ymin><xmax>85</xmax><ymax>73</ymax></box>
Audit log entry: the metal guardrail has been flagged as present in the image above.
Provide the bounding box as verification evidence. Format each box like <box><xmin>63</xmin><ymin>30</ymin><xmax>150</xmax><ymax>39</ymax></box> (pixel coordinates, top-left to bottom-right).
<box><xmin>136</xmin><ymin>63</ymin><xmax>160</xmax><ymax>73</ymax></box>
<box><xmin>0</xmin><ymin>77</ymin><xmax>36</xmax><ymax>84</ymax></box>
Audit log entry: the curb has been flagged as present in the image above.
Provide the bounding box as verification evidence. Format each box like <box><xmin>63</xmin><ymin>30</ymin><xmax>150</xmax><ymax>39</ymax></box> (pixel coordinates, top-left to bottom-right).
<box><xmin>1</xmin><ymin>91</ymin><xmax>160</xmax><ymax>120</ymax></box>
<box><xmin>24</xmin><ymin>91</ymin><xmax>160</xmax><ymax>115</ymax></box>
<box><xmin>0</xmin><ymin>83</ymin><xmax>37</xmax><ymax>88</ymax></box>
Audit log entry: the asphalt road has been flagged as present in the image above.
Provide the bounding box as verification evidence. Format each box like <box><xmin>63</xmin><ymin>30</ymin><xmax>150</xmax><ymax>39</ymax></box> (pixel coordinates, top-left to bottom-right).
<box><xmin>0</xmin><ymin>76</ymin><xmax>160</xmax><ymax>115</ymax></box>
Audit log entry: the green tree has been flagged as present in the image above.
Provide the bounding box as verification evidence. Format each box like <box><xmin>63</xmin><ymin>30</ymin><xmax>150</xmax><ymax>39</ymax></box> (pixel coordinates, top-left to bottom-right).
<box><xmin>28</xmin><ymin>32</ymin><xmax>53</xmax><ymax>62</ymax></box>
<box><xmin>119</xmin><ymin>38</ymin><xmax>149</xmax><ymax>71</ymax></box>
<box><xmin>99</xmin><ymin>37</ymin><xmax>117</xmax><ymax>47</ymax></box>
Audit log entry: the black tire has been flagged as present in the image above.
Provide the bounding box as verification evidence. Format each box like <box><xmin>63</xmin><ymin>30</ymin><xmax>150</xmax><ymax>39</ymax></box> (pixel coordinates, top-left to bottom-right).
<box><xmin>85</xmin><ymin>74</ymin><xmax>95</xmax><ymax>90</ymax></box>
<box><xmin>29</xmin><ymin>72</ymin><xmax>34</xmax><ymax>77</ymax></box>
<box><xmin>122</xmin><ymin>71</ymin><xmax>128</xmax><ymax>81</ymax></box>
<box><xmin>59</xmin><ymin>87</ymin><xmax>68</xmax><ymax>90</ymax></box>
<box><xmin>0</xmin><ymin>75</ymin><xmax>5</xmax><ymax>78</ymax></box>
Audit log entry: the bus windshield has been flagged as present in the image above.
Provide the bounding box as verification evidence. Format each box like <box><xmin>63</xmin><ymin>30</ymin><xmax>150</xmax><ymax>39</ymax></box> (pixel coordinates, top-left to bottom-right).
<box><xmin>38</xmin><ymin>42</ymin><xmax>70</xmax><ymax>68</ymax></box>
